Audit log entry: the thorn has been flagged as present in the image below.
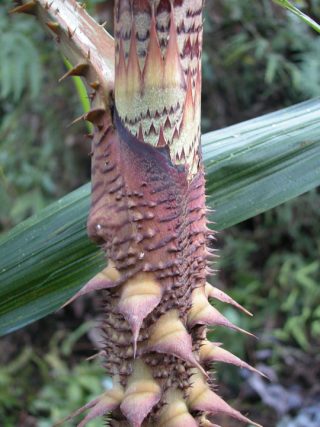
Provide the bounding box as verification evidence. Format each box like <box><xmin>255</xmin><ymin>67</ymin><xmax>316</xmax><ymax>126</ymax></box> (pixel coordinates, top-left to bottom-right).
<box><xmin>205</xmin><ymin>283</ymin><xmax>253</xmax><ymax>317</ymax></box>
<box><xmin>45</xmin><ymin>1</ymin><xmax>53</xmax><ymax>10</ymax></box>
<box><xmin>54</xmin><ymin>397</ymin><xmax>100</xmax><ymax>427</ymax></box>
<box><xmin>200</xmin><ymin>341</ymin><xmax>268</xmax><ymax>379</ymax></box>
<box><xmin>85</xmin><ymin>108</ymin><xmax>106</xmax><ymax>125</ymax></box>
<box><xmin>54</xmin><ymin>382</ymin><xmax>124</xmax><ymax>427</ymax></box>
<box><xmin>67</xmin><ymin>26</ymin><xmax>76</xmax><ymax>39</ymax></box>
<box><xmin>68</xmin><ymin>114</ymin><xmax>85</xmax><ymax>127</ymax></box>
<box><xmin>90</xmin><ymin>81</ymin><xmax>100</xmax><ymax>90</ymax></box>
<box><xmin>188</xmin><ymin>288</ymin><xmax>256</xmax><ymax>338</ymax></box>
<box><xmin>120</xmin><ymin>361</ymin><xmax>161</xmax><ymax>427</ymax></box>
<box><xmin>46</xmin><ymin>21</ymin><xmax>60</xmax><ymax>36</ymax></box>
<box><xmin>199</xmin><ymin>416</ymin><xmax>221</xmax><ymax>427</ymax></box>
<box><xmin>118</xmin><ymin>274</ymin><xmax>162</xmax><ymax>359</ymax></box>
<box><xmin>159</xmin><ymin>390</ymin><xmax>198</xmax><ymax>427</ymax></box>
<box><xmin>86</xmin><ymin>350</ymin><xmax>106</xmax><ymax>361</ymax></box>
<box><xmin>68</xmin><ymin>109</ymin><xmax>105</xmax><ymax>128</ymax></box>
<box><xmin>188</xmin><ymin>372</ymin><xmax>262</xmax><ymax>427</ymax></box>
<box><xmin>9</xmin><ymin>0</ymin><xmax>36</xmax><ymax>14</ymax></box>
<box><xmin>59</xmin><ymin>263</ymin><xmax>121</xmax><ymax>308</ymax></box>
<box><xmin>59</xmin><ymin>63</ymin><xmax>88</xmax><ymax>82</ymax></box>
<box><xmin>146</xmin><ymin>310</ymin><xmax>207</xmax><ymax>377</ymax></box>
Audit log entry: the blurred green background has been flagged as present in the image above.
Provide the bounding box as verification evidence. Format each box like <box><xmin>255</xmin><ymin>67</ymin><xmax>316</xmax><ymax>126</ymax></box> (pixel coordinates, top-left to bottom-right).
<box><xmin>0</xmin><ymin>0</ymin><xmax>319</xmax><ymax>426</ymax></box>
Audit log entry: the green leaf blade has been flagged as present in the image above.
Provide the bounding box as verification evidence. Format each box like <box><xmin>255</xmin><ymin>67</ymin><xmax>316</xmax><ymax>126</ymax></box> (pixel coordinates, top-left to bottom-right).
<box><xmin>273</xmin><ymin>0</ymin><xmax>320</xmax><ymax>34</ymax></box>
<box><xmin>203</xmin><ymin>98</ymin><xmax>320</xmax><ymax>229</ymax></box>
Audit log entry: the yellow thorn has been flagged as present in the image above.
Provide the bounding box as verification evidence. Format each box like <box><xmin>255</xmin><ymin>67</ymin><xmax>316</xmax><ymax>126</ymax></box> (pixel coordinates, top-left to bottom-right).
<box><xmin>187</xmin><ymin>371</ymin><xmax>262</xmax><ymax>427</ymax></box>
<box><xmin>158</xmin><ymin>390</ymin><xmax>196</xmax><ymax>427</ymax></box>
<box><xmin>101</xmin><ymin>261</ymin><xmax>121</xmax><ymax>282</ymax></box>
<box><xmin>90</xmin><ymin>80</ymin><xmax>100</xmax><ymax>90</ymax></box>
<box><xmin>118</xmin><ymin>273</ymin><xmax>162</xmax><ymax>357</ymax></box>
<box><xmin>46</xmin><ymin>21</ymin><xmax>60</xmax><ymax>36</ymax></box>
<box><xmin>120</xmin><ymin>360</ymin><xmax>161</xmax><ymax>426</ymax></box>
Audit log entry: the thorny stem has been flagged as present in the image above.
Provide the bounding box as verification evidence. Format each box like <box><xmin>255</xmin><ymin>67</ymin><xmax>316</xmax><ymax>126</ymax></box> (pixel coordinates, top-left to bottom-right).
<box><xmin>11</xmin><ymin>1</ymin><xmax>263</xmax><ymax>426</ymax></box>
<box><xmin>11</xmin><ymin>0</ymin><xmax>115</xmax><ymax>111</ymax></box>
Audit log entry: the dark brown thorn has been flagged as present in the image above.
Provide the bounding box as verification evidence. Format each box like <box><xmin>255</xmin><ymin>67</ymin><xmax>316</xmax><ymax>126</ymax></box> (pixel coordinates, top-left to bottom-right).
<box><xmin>67</xmin><ymin>26</ymin><xmax>76</xmax><ymax>39</ymax></box>
<box><xmin>84</xmin><ymin>108</ymin><xmax>106</xmax><ymax>125</ymax></box>
<box><xmin>59</xmin><ymin>63</ymin><xmax>89</xmax><ymax>82</ymax></box>
<box><xmin>45</xmin><ymin>1</ymin><xmax>53</xmax><ymax>10</ymax></box>
<box><xmin>9</xmin><ymin>0</ymin><xmax>36</xmax><ymax>14</ymax></box>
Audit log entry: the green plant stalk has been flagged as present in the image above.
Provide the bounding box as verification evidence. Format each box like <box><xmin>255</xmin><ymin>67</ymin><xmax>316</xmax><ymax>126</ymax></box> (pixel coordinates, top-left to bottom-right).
<box><xmin>273</xmin><ymin>0</ymin><xmax>320</xmax><ymax>33</ymax></box>
<box><xmin>63</xmin><ymin>58</ymin><xmax>93</xmax><ymax>133</ymax></box>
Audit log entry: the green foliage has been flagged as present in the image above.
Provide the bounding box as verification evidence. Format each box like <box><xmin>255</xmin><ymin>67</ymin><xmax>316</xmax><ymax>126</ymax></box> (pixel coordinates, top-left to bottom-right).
<box><xmin>0</xmin><ymin>7</ymin><xmax>42</xmax><ymax>101</ymax></box>
<box><xmin>0</xmin><ymin>323</ymin><xmax>106</xmax><ymax>427</ymax></box>
<box><xmin>0</xmin><ymin>1</ymin><xmax>88</xmax><ymax>230</ymax></box>
<box><xmin>212</xmin><ymin>190</ymin><xmax>320</xmax><ymax>383</ymax></box>
<box><xmin>203</xmin><ymin>0</ymin><xmax>320</xmax><ymax>130</ymax></box>
<box><xmin>265</xmin><ymin>192</ymin><xmax>320</xmax><ymax>350</ymax></box>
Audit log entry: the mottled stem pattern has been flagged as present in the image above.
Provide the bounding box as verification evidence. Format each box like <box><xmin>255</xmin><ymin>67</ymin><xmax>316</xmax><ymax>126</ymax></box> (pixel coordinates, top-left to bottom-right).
<box><xmin>11</xmin><ymin>1</ymin><xmax>261</xmax><ymax>426</ymax></box>
<box><xmin>114</xmin><ymin>0</ymin><xmax>202</xmax><ymax>177</ymax></box>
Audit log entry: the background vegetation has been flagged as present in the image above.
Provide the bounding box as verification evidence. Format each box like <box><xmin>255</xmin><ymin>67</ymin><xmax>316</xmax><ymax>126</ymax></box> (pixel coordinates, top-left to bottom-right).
<box><xmin>0</xmin><ymin>0</ymin><xmax>319</xmax><ymax>426</ymax></box>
